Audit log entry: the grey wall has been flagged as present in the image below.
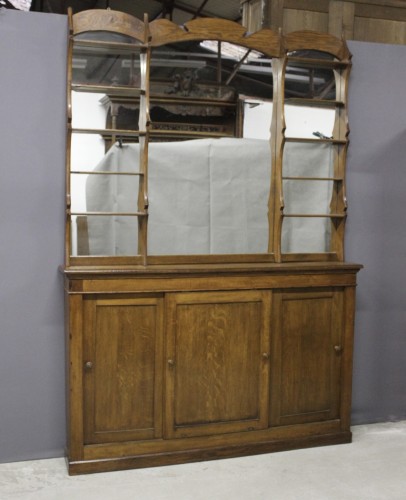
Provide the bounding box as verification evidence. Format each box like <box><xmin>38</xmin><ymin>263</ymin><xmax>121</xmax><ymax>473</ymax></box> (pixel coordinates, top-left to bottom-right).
<box><xmin>0</xmin><ymin>10</ymin><xmax>67</xmax><ymax>462</ymax></box>
<box><xmin>0</xmin><ymin>10</ymin><xmax>405</xmax><ymax>464</ymax></box>
<box><xmin>346</xmin><ymin>41</ymin><xmax>406</xmax><ymax>424</ymax></box>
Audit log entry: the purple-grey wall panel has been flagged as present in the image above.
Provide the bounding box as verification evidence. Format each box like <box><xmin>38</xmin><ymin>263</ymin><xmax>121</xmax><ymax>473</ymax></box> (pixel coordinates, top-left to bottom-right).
<box><xmin>347</xmin><ymin>41</ymin><xmax>406</xmax><ymax>424</ymax></box>
<box><xmin>0</xmin><ymin>10</ymin><xmax>67</xmax><ymax>462</ymax></box>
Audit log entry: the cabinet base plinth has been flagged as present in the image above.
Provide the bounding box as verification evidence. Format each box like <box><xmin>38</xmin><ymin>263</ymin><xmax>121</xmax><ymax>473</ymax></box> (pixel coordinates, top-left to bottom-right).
<box><xmin>68</xmin><ymin>431</ymin><xmax>352</xmax><ymax>475</ymax></box>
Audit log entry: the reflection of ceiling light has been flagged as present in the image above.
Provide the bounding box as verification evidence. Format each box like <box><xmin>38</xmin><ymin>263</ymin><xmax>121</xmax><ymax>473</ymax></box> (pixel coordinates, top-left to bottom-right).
<box><xmin>200</xmin><ymin>40</ymin><xmax>264</xmax><ymax>62</ymax></box>
<box><xmin>239</xmin><ymin>64</ymin><xmax>271</xmax><ymax>74</ymax></box>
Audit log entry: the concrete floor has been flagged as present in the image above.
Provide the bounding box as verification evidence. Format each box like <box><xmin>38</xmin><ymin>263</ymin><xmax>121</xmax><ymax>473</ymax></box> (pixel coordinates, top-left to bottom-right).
<box><xmin>0</xmin><ymin>421</ymin><xmax>405</xmax><ymax>500</ymax></box>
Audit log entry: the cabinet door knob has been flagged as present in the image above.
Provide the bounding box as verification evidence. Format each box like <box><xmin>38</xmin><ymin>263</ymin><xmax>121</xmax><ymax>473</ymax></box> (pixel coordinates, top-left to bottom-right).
<box><xmin>262</xmin><ymin>352</ymin><xmax>270</xmax><ymax>360</ymax></box>
<box><xmin>334</xmin><ymin>345</ymin><xmax>343</xmax><ymax>353</ymax></box>
<box><xmin>84</xmin><ymin>361</ymin><xmax>93</xmax><ymax>370</ymax></box>
<box><xmin>167</xmin><ymin>359</ymin><xmax>175</xmax><ymax>367</ymax></box>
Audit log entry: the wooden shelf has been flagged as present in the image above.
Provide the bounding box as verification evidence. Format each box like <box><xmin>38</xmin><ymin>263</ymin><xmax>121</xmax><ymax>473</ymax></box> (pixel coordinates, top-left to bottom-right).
<box><xmin>71</xmin><ymin>84</ymin><xmax>143</xmax><ymax>97</ymax></box>
<box><xmin>69</xmin><ymin>211</ymin><xmax>147</xmax><ymax>217</ymax></box>
<box><xmin>286</xmin><ymin>56</ymin><xmax>349</xmax><ymax>69</ymax></box>
<box><xmin>71</xmin><ymin>170</ymin><xmax>143</xmax><ymax>176</ymax></box>
<box><xmin>285</xmin><ymin>137</ymin><xmax>347</xmax><ymax>145</ymax></box>
<box><xmin>285</xmin><ymin>98</ymin><xmax>344</xmax><ymax>108</ymax></box>
<box><xmin>283</xmin><ymin>176</ymin><xmax>343</xmax><ymax>181</ymax></box>
<box><xmin>150</xmin><ymin>129</ymin><xmax>234</xmax><ymax>139</ymax></box>
<box><xmin>283</xmin><ymin>213</ymin><xmax>346</xmax><ymax>218</ymax></box>
<box><xmin>149</xmin><ymin>95</ymin><xmax>238</xmax><ymax>107</ymax></box>
<box><xmin>71</xmin><ymin>127</ymin><xmax>146</xmax><ymax>137</ymax></box>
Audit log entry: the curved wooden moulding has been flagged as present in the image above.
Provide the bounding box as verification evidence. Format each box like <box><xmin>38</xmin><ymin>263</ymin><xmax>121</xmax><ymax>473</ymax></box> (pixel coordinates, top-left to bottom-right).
<box><xmin>284</xmin><ymin>30</ymin><xmax>351</xmax><ymax>61</ymax></box>
<box><xmin>72</xmin><ymin>9</ymin><xmax>145</xmax><ymax>42</ymax></box>
<box><xmin>149</xmin><ymin>18</ymin><xmax>281</xmax><ymax>58</ymax></box>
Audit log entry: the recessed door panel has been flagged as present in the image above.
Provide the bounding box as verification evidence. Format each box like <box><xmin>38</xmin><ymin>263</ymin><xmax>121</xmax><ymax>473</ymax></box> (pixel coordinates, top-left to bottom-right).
<box><xmin>83</xmin><ymin>295</ymin><xmax>164</xmax><ymax>444</ymax></box>
<box><xmin>270</xmin><ymin>289</ymin><xmax>343</xmax><ymax>426</ymax></box>
<box><xmin>165</xmin><ymin>290</ymin><xmax>271</xmax><ymax>439</ymax></box>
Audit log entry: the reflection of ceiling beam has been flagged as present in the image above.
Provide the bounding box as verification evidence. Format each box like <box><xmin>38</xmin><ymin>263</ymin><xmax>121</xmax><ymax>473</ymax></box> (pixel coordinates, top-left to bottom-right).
<box><xmin>162</xmin><ymin>0</ymin><xmax>175</xmax><ymax>20</ymax></box>
<box><xmin>191</xmin><ymin>0</ymin><xmax>209</xmax><ymax>20</ymax></box>
<box><xmin>154</xmin><ymin>0</ymin><xmax>216</xmax><ymax>18</ymax></box>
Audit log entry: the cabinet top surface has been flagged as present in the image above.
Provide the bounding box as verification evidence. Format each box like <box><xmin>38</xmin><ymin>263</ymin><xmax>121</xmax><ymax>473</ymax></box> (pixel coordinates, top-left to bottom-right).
<box><xmin>61</xmin><ymin>262</ymin><xmax>362</xmax><ymax>279</ymax></box>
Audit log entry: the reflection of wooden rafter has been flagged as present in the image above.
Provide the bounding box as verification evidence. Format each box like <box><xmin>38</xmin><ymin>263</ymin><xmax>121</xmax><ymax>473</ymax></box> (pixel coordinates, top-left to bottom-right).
<box><xmin>225</xmin><ymin>49</ymin><xmax>252</xmax><ymax>85</ymax></box>
<box><xmin>161</xmin><ymin>0</ymin><xmax>175</xmax><ymax>20</ymax></box>
<box><xmin>154</xmin><ymin>0</ymin><xmax>219</xmax><ymax>19</ymax></box>
<box><xmin>318</xmin><ymin>78</ymin><xmax>335</xmax><ymax>99</ymax></box>
<box><xmin>191</xmin><ymin>0</ymin><xmax>210</xmax><ymax>20</ymax></box>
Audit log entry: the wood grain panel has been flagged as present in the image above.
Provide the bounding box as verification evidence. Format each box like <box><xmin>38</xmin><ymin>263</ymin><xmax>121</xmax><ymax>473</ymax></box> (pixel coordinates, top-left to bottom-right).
<box><xmin>72</xmin><ymin>9</ymin><xmax>145</xmax><ymax>41</ymax></box>
<box><xmin>329</xmin><ymin>0</ymin><xmax>355</xmax><ymax>39</ymax></box>
<box><xmin>283</xmin><ymin>9</ymin><xmax>328</xmax><ymax>33</ymax></box>
<box><xmin>165</xmin><ymin>290</ymin><xmax>271</xmax><ymax>438</ymax></box>
<box><xmin>271</xmin><ymin>289</ymin><xmax>343</xmax><ymax>426</ymax></box>
<box><xmin>149</xmin><ymin>18</ymin><xmax>281</xmax><ymax>57</ymax></box>
<box><xmin>66</xmin><ymin>294</ymin><xmax>84</xmax><ymax>461</ymax></box>
<box><xmin>83</xmin><ymin>296</ymin><xmax>163</xmax><ymax>444</ymax></box>
<box><xmin>354</xmin><ymin>17</ymin><xmax>406</xmax><ymax>44</ymax></box>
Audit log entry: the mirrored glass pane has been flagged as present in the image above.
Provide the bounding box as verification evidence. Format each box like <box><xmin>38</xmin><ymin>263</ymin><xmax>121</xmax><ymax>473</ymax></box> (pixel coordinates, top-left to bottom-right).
<box><xmin>71</xmin><ymin>134</ymin><xmax>143</xmax><ymax>172</ymax></box>
<box><xmin>71</xmin><ymin>133</ymin><xmax>106</xmax><ymax>172</ymax></box>
<box><xmin>71</xmin><ymin>173</ymin><xmax>140</xmax><ymax>213</ymax></box>
<box><xmin>283</xmin><ymin>179</ymin><xmax>334</xmax><ymax>215</ymax></box>
<box><xmin>284</xmin><ymin>104</ymin><xmax>335</xmax><ymax>139</ymax></box>
<box><xmin>285</xmin><ymin>50</ymin><xmax>338</xmax><ymax>101</ymax></box>
<box><xmin>147</xmin><ymin>40</ymin><xmax>272</xmax><ymax>255</ymax></box>
<box><xmin>149</xmin><ymin>101</ymin><xmax>238</xmax><ymax>139</ymax></box>
<box><xmin>71</xmin><ymin>91</ymin><xmax>109</xmax><ymax>130</ymax></box>
<box><xmin>71</xmin><ymin>215</ymin><xmax>139</xmax><ymax>257</ymax></box>
<box><xmin>283</xmin><ymin>142</ymin><xmax>335</xmax><ymax>178</ymax></box>
<box><xmin>147</xmin><ymin>137</ymin><xmax>271</xmax><ymax>255</ymax></box>
<box><xmin>72</xmin><ymin>39</ymin><xmax>142</xmax><ymax>87</ymax></box>
<box><xmin>282</xmin><ymin>217</ymin><xmax>331</xmax><ymax>254</ymax></box>
<box><xmin>150</xmin><ymin>41</ymin><xmax>273</xmax><ymax>100</ymax></box>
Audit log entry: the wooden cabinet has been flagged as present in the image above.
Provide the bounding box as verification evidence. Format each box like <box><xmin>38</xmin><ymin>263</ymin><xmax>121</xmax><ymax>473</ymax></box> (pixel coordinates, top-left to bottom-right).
<box><xmin>64</xmin><ymin>264</ymin><xmax>360</xmax><ymax>474</ymax></box>
<box><xmin>64</xmin><ymin>9</ymin><xmax>361</xmax><ymax>475</ymax></box>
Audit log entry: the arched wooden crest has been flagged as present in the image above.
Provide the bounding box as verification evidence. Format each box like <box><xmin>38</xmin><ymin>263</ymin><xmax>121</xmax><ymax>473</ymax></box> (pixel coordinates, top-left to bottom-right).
<box><xmin>284</xmin><ymin>30</ymin><xmax>351</xmax><ymax>60</ymax></box>
<box><xmin>72</xmin><ymin>9</ymin><xmax>145</xmax><ymax>42</ymax></box>
<box><xmin>149</xmin><ymin>18</ymin><xmax>281</xmax><ymax>58</ymax></box>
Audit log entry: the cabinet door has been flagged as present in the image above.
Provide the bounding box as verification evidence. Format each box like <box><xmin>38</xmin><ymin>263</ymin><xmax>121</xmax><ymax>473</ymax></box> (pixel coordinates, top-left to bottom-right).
<box><xmin>270</xmin><ymin>289</ymin><xmax>343</xmax><ymax>426</ymax></box>
<box><xmin>165</xmin><ymin>290</ymin><xmax>271</xmax><ymax>439</ymax></box>
<box><xmin>83</xmin><ymin>295</ymin><xmax>164</xmax><ymax>444</ymax></box>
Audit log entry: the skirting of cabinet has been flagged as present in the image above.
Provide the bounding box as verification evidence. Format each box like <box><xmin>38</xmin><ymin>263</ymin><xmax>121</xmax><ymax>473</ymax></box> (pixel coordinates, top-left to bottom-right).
<box><xmin>68</xmin><ymin>429</ymin><xmax>352</xmax><ymax>475</ymax></box>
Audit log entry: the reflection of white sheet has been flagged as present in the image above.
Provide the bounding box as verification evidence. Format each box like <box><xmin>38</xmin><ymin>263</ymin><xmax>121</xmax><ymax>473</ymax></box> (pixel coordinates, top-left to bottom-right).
<box><xmin>85</xmin><ymin>138</ymin><xmax>333</xmax><ymax>256</ymax></box>
<box><xmin>282</xmin><ymin>142</ymin><xmax>333</xmax><ymax>253</ymax></box>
